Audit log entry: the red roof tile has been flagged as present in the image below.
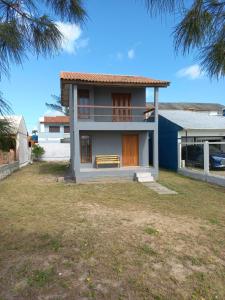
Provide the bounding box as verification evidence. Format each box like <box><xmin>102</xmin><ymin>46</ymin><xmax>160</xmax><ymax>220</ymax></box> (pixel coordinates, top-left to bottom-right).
<box><xmin>60</xmin><ymin>72</ymin><xmax>170</xmax><ymax>87</ymax></box>
<box><xmin>43</xmin><ymin>116</ymin><xmax>70</xmax><ymax>124</ymax></box>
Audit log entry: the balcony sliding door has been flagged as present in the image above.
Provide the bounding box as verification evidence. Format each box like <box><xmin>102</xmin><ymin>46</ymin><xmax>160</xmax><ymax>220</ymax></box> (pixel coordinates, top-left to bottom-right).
<box><xmin>112</xmin><ymin>93</ymin><xmax>131</xmax><ymax>122</ymax></box>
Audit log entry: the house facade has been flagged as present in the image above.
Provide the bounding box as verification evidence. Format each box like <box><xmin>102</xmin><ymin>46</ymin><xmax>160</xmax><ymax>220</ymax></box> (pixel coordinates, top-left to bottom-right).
<box><xmin>60</xmin><ymin>72</ymin><xmax>169</xmax><ymax>182</ymax></box>
<box><xmin>158</xmin><ymin>110</ymin><xmax>225</xmax><ymax>170</ymax></box>
<box><xmin>38</xmin><ymin>116</ymin><xmax>70</xmax><ymax>161</ymax></box>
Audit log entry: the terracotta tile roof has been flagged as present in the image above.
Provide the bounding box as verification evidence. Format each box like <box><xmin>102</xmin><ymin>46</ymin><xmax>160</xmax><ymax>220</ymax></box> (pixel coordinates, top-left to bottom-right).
<box><xmin>60</xmin><ymin>72</ymin><xmax>170</xmax><ymax>87</ymax></box>
<box><xmin>43</xmin><ymin>116</ymin><xmax>70</xmax><ymax>124</ymax></box>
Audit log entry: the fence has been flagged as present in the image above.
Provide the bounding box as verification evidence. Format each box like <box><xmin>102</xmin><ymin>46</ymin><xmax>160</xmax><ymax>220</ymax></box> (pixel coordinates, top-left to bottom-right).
<box><xmin>0</xmin><ymin>149</ymin><xmax>16</xmax><ymax>165</ymax></box>
<box><xmin>178</xmin><ymin>141</ymin><xmax>225</xmax><ymax>187</ymax></box>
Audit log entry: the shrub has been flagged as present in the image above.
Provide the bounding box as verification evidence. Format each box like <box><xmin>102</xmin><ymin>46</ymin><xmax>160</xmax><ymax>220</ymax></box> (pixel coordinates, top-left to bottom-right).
<box><xmin>32</xmin><ymin>144</ymin><xmax>45</xmax><ymax>161</ymax></box>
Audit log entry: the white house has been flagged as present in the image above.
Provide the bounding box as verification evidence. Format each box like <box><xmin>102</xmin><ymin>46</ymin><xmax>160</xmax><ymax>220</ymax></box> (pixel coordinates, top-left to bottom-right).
<box><xmin>38</xmin><ymin>116</ymin><xmax>70</xmax><ymax>161</ymax></box>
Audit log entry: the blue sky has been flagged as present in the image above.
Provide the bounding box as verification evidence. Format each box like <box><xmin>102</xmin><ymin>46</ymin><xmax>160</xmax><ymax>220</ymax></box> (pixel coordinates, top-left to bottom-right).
<box><xmin>0</xmin><ymin>0</ymin><xmax>224</xmax><ymax>132</ymax></box>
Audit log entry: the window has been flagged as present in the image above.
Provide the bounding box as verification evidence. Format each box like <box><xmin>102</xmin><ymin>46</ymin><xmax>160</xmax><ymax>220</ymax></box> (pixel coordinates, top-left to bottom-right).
<box><xmin>80</xmin><ymin>135</ymin><xmax>92</xmax><ymax>163</ymax></box>
<box><xmin>64</xmin><ymin>126</ymin><xmax>70</xmax><ymax>133</ymax></box>
<box><xmin>49</xmin><ymin>126</ymin><xmax>60</xmax><ymax>133</ymax></box>
<box><xmin>78</xmin><ymin>90</ymin><xmax>90</xmax><ymax>119</ymax></box>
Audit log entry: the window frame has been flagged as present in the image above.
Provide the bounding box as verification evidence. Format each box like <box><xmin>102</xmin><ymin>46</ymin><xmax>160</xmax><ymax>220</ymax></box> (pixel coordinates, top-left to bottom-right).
<box><xmin>64</xmin><ymin>125</ymin><xmax>70</xmax><ymax>133</ymax></box>
<box><xmin>49</xmin><ymin>125</ymin><xmax>60</xmax><ymax>133</ymax></box>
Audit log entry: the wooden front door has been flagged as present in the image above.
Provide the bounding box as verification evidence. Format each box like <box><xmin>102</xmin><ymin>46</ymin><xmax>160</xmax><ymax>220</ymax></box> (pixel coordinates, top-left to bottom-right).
<box><xmin>122</xmin><ymin>134</ymin><xmax>139</xmax><ymax>166</ymax></box>
<box><xmin>112</xmin><ymin>93</ymin><xmax>131</xmax><ymax>121</ymax></box>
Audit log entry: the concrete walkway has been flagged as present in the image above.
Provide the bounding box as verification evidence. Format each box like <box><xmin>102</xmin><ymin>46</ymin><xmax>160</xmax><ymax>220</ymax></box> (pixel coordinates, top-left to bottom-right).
<box><xmin>142</xmin><ymin>182</ymin><xmax>177</xmax><ymax>195</ymax></box>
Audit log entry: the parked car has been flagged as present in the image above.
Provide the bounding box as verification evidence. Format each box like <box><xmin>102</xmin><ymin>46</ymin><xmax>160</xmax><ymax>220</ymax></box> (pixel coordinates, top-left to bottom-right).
<box><xmin>182</xmin><ymin>145</ymin><xmax>225</xmax><ymax>170</ymax></box>
<box><xmin>209</xmin><ymin>152</ymin><xmax>225</xmax><ymax>169</ymax></box>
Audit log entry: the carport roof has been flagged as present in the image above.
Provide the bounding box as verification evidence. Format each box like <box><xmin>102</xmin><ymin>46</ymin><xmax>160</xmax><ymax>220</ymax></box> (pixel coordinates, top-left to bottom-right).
<box><xmin>159</xmin><ymin>110</ymin><xmax>225</xmax><ymax>130</ymax></box>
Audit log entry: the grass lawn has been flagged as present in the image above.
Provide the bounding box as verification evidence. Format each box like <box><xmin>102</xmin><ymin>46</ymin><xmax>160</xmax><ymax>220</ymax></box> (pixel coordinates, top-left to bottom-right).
<box><xmin>0</xmin><ymin>162</ymin><xmax>225</xmax><ymax>300</ymax></box>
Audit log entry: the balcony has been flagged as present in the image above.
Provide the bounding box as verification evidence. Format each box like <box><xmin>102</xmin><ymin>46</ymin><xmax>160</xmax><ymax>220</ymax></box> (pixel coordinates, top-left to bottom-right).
<box><xmin>75</xmin><ymin>104</ymin><xmax>155</xmax><ymax>131</ymax></box>
<box><xmin>77</xmin><ymin>104</ymin><xmax>155</xmax><ymax>122</ymax></box>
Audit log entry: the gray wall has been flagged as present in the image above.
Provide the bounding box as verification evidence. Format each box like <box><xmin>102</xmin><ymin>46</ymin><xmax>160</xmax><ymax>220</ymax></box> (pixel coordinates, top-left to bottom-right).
<box><xmin>0</xmin><ymin>161</ymin><xmax>19</xmax><ymax>181</ymax></box>
<box><xmin>78</xmin><ymin>86</ymin><xmax>146</xmax><ymax>122</ymax></box>
<box><xmin>80</xmin><ymin>131</ymin><xmax>149</xmax><ymax>168</ymax></box>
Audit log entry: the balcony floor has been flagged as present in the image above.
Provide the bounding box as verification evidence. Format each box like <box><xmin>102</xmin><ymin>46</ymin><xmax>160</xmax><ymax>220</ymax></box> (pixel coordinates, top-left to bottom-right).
<box><xmin>77</xmin><ymin>121</ymin><xmax>156</xmax><ymax>131</ymax></box>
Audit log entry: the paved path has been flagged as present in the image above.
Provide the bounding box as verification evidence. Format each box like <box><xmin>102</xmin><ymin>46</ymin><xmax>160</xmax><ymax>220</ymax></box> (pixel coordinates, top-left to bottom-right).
<box><xmin>142</xmin><ymin>182</ymin><xmax>177</xmax><ymax>195</ymax></box>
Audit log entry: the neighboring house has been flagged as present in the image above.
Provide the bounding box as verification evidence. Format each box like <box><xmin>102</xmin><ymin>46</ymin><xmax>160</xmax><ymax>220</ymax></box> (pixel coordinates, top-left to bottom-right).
<box><xmin>0</xmin><ymin>116</ymin><xmax>30</xmax><ymax>167</ymax></box>
<box><xmin>158</xmin><ymin>110</ymin><xmax>225</xmax><ymax>170</ymax></box>
<box><xmin>60</xmin><ymin>71</ymin><xmax>170</xmax><ymax>182</ymax></box>
<box><xmin>38</xmin><ymin>116</ymin><xmax>70</xmax><ymax>161</ymax></box>
<box><xmin>147</xmin><ymin>102</ymin><xmax>225</xmax><ymax>116</ymax></box>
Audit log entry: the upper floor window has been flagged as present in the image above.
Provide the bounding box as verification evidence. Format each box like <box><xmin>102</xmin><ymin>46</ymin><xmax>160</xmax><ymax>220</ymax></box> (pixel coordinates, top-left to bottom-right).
<box><xmin>64</xmin><ymin>126</ymin><xmax>70</xmax><ymax>133</ymax></box>
<box><xmin>78</xmin><ymin>90</ymin><xmax>90</xmax><ymax>119</ymax></box>
<box><xmin>49</xmin><ymin>126</ymin><xmax>60</xmax><ymax>133</ymax></box>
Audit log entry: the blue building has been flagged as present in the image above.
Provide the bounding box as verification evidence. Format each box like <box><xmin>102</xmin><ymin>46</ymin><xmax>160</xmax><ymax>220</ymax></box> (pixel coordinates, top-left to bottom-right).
<box><xmin>158</xmin><ymin>110</ymin><xmax>225</xmax><ymax>171</ymax></box>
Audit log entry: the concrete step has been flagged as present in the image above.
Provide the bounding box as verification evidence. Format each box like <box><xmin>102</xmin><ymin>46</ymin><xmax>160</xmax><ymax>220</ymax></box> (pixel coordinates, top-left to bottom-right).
<box><xmin>135</xmin><ymin>172</ymin><xmax>154</xmax><ymax>183</ymax></box>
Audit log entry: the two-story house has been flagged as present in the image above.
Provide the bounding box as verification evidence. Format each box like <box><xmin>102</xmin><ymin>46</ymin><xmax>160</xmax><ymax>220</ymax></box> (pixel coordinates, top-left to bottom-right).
<box><xmin>60</xmin><ymin>72</ymin><xmax>169</xmax><ymax>182</ymax></box>
<box><xmin>38</xmin><ymin>116</ymin><xmax>70</xmax><ymax>161</ymax></box>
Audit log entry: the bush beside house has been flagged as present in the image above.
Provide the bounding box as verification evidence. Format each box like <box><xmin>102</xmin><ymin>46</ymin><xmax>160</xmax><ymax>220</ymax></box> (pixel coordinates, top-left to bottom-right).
<box><xmin>32</xmin><ymin>144</ymin><xmax>45</xmax><ymax>161</ymax></box>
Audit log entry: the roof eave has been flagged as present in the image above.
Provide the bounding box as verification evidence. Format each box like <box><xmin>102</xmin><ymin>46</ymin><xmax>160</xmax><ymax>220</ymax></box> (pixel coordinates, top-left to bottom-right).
<box><xmin>61</xmin><ymin>78</ymin><xmax>170</xmax><ymax>88</ymax></box>
<box><xmin>60</xmin><ymin>78</ymin><xmax>170</xmax><ymax>106</ymax></box>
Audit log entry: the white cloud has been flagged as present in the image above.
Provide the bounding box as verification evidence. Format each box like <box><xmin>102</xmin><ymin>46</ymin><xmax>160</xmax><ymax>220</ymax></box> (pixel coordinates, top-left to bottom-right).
<box><xmin>56</xmin><ymin>21</ymin><xmax>88</xmax><ymax>54</ymax></box>
<box><xmin>114</xmin><ymin>47</ymin><xmax>136</xmax><ymax>61</ymax></box>
<box><xmin>176</xmin><ymin>64</ymin><xmax>204</xmax><ymax>80</ymax></box>
<box><xmin>128</xmin><ymin>49</ymin><xmax>135</xmax><ymax>59</ymax></box>
<box><xmin>44</xmin><ymin>110</ymin><xmax>64</xmax><ymax>117</ymax></box>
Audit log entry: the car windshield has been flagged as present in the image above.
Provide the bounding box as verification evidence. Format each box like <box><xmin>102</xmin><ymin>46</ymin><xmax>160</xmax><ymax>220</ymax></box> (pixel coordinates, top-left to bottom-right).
<box><xmin>209</xmin><ymin>145</ymin><xmax>223</xmax><ymax>154</ymax></box>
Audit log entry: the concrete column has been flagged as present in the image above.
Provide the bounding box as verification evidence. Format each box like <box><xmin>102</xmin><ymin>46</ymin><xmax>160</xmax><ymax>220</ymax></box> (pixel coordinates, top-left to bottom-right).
<box><xmin>153</xmin><ymin>87</ymin><xmax>159</xmax><ymax>177</ymax></box>
<box><xmin>204</xmin><ymin>141</ymin><xmax>210</xmax><ymax>174</ymax></box>
<box><xmin>73</xmin><ymin>85</ymin><xmax>80</xmax><ymax>178</ymax></box>
<box><xmin>73</xmin><ymin>85</ymin><xmax>78</xmax><ymax>123</ymax></box>
<box><xmin>154</xmin><ymin>87</ymin><xmax>159</xmax><ymax>124</ymax></box>
<box><xmin>69</xmin><ymin>84</ymin><xmax>74</xmax><ymax>174</ymax></box>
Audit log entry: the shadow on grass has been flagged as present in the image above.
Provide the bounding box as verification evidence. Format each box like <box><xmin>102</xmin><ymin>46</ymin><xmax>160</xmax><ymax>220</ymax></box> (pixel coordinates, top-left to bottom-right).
<box><xmin>37</xmin><ymin>162</ymin><xmax>69</xmax><ymax>177</ymax></box>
